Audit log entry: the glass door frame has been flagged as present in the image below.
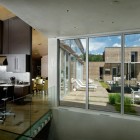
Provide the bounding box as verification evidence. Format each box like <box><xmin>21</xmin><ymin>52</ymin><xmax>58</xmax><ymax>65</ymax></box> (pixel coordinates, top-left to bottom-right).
<box><xmin>58</xmin><ymin>31</ymin><xmax>140</xmax><ymax>115</ymax></box>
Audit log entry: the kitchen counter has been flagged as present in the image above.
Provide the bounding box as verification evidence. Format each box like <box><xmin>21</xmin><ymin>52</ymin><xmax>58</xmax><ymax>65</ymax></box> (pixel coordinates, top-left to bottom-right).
<box><xmin>0</xmin><ymin>84</ymin><xmax>30</xmax><ymax>87</ymax></box>
<box><xmin>14</xmin><ymin>84</ymin><xmax>30</xmax><ymax>87</ymax></box>
<box><xmin>0</xmin><ymin>84</ymin><xmax>30</xmax><ymax>103</ymax></box>
<box><xmin>0</xmin><ymin>84</ymin><xmax>14</xmax><ymax>87</ymax></box>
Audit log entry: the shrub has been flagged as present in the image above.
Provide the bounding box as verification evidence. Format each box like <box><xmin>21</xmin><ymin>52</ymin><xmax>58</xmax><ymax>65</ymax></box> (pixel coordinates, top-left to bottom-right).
<box><xmin>108</xmin><ymin>94</ymin><xmax>116</xmax><ymax>105</ymax></box>
<box><xmin>124</xmin><ymin>96</ymin><xmax>132</xmax><ymax>105</ymax></box>
<box><xmin>108</xmin><ymin>93</ymin><xmax>136</xmax><ymax>114</ymax></box>
<box><xmin>109</xmin><ymin>93</ymin><xmax>120</xmax><ymax>105</ymax></box>
<box><xmin>114</xmin><ymin>93</ymin><xmax>121</xmax><ymax>104</ymax></box>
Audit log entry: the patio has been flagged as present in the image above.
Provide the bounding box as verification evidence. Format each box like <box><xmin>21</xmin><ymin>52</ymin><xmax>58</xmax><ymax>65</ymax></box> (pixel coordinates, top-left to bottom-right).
<box><xmin>60</xmin><ymin>80</ymin><xmax>140</xmax><ymax>115</ymax></box>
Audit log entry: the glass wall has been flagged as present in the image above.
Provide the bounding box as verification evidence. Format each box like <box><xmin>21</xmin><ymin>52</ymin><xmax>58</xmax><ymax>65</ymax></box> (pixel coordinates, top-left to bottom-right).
<box><xmin>124</xmin><ymin>33</ymin><xmax>140</xmax><ymax>115</ymax></box>
<box><xmin>59</xmin><ymin>32</ymin><xmax>140</xmax><ymax>116</ymax></box>
<box><xmin>59</xmin><ymin>39</ymin><xmax>86</xmax><ymax>108</ymax></box>
<box><xmin>88</xmin><ymin>35</ymin><xmax>121</xmax><ymax>112</ymax></box>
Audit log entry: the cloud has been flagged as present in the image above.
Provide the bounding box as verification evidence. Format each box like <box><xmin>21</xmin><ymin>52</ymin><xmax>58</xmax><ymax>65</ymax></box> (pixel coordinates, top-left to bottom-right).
<box><xmin>117</xmin><ymin>36</ymin><xmax>121</xmax><ymax>39</ymax></box>
<box><xmin>108</xmin><ymin>37</ymin><xmax>112</xmax><ymax>41</ymax></box>
<box><xmin>89</xmin><ymin>41</ymin><xmax>106</xmax><ymax>52</ymax></box>
<box><xmin>112</xmin><ymin>43</ymin><xmax>121</xmax><ymax>47</ymax></box>
<box><xmin>133</xmin><ymin>44</ymin><xmax>138</xmax><ymax>47</ymax></box>
<box><xmin>81</xmin><ymin>39</ymin><xmax>106</xmax><ymax>53</ymax></box>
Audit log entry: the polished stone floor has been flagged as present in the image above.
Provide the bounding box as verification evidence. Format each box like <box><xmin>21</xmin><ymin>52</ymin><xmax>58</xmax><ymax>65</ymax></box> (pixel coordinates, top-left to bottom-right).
<box><xmin>0</xmin><ymin>93</ymin><xmax>49</xmax><ymax>137</ymax></box>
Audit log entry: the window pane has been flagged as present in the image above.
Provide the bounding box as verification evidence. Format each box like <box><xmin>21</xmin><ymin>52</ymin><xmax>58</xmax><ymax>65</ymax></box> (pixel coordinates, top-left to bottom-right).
<box><xmin>59</xmin><ymin>39</ymin><xmax>86</xmax><ymax>108</ymax></box>
<box><xmin>88</xmin><ymin>35</ymin><xmax>121</xmax><ymax>113</ymax></box>
<box><xmin>124</xmin><ymin>33</ymin><xmax>140</xmax><ymax>115</ymax></box>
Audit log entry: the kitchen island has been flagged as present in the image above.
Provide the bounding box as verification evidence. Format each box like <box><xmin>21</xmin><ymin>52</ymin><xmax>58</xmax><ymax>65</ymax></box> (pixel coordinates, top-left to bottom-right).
<box><xmin>0</xmin><ymin>84</ymin><xmax>30</xmax><ymax>103</ymax></box>
<box><xmin>14</xmin><ymin>84</ymin><xmax>30</xmax><ymax>104</ymax></box>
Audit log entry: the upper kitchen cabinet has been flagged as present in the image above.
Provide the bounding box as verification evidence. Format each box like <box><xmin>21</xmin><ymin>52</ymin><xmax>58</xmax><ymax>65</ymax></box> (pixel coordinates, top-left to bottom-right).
<box><xmin>7</xmin><ymin>54</ymin><xmax>30</xmax><ymax>72</ymax></box>
<box><xmin>3</xmin><ymin>17</ymin><xmax>32</xmax><ymax>54</ymax></box>
<box><xmin>0</xmin><ymin>20</ymin><xmax>2</xmax><ymax>54</ymax></box>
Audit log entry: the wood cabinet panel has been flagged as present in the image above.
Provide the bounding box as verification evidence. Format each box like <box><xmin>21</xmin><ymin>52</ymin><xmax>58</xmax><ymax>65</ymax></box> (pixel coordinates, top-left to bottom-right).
<box><xmin>2</xmin><ymin>20</ymin><xmax>9</xmax><ymax>54</ymax></box>
<box><xmin>0</xmin><ymin>20</ymin><xmax>2</xmax><ymax>54</ymax></box>
<box><xmin>14</xmin><ymin>86</ymin><xmax>29</xmax><ymax>98</ymax></box>
<box><xmin>2</xmin><ymin>17</ymin><xmax>32</xmax><ymax>54</ymax></box>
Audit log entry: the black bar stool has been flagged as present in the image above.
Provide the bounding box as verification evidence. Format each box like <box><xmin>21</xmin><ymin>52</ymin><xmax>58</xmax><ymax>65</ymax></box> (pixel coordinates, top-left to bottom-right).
<box><xmin>0</xmin><ymin>87</ymin><xmax>15</xmax><ymax>123</ymax></box>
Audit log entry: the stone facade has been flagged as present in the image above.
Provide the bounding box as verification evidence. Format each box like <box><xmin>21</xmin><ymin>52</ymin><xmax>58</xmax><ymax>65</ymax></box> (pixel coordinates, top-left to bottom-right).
<box><xmin>105</xmin><ymin>47</ymin><xmax>140</xmax><ymax>63</ymax></box>
<box><xmin>82</xmin><ymin>47</ymin><xmax>140</xmax><ymax>82</ymax></box>
<box><xmin>83</xmin><ymin>62</ymin><xmax>105</xmax><ymax>80</ymax></box>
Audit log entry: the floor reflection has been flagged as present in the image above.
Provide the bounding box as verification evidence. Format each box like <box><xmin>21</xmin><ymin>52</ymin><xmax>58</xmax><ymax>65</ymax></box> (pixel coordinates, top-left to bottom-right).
<box><xmin>0</xmin><ymin>93</ymin><xmax>49</xmax><ymax>135</ymax></box>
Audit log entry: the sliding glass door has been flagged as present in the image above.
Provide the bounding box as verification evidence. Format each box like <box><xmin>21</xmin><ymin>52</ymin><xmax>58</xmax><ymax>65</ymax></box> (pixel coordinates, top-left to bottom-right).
<box><xmin>58</xmin><ymin>32</ymin><xmax>140</xmax><ymax>116</ymax></box>
<box><xmin>59</xmin><ymin>39</ymin><xmax>86</xmax><ymax>108</ymax></box>
<box><xmin>88</xmin><ymin>35</ymin><xmax>121</xmax><ymax>112</ymax></box>
<box><xmin>124</xmin><ymin>33</ymin><xmax>140</xmax><ymax>115</ymax></box>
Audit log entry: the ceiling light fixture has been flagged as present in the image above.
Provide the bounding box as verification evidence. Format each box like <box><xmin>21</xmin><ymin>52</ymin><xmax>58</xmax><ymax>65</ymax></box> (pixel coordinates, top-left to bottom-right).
<box><xmin>111</xmin><ymin>0</ymin><xmax>120</xmax><ymax>5</ymax></box>
<box><xmin>113</xmin><ymin>0</ymin><xmax>120</xmax><ymax>3</ymax></box>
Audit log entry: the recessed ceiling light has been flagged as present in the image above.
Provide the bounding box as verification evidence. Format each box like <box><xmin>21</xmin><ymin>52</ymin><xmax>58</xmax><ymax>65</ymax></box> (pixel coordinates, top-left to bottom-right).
<box><xmin>111</xmin><ymin>0</ymin><xmax>120</xmax><ymax>5</ymax></box>
<box><xmin>113</xmin><ymin>0</ymin><xmax>120</xmax><ymax>3</ymax></box>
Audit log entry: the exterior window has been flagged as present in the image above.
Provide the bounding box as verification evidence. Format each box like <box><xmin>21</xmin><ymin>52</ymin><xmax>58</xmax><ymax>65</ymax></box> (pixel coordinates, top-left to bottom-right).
<box><xmin>124</xmin><ymin>33</ymin><xmax>140</xmax><ymax>115</ymax></box>
<box><xmin>88</xmin><ymin>35</ymin><xmax>121</xmax><ymax>112</ymax></box>
<box><xmin>59</xmin><ymin>39</ymin><xmax>86</xmax><ymax>108</ymax></box>
<box><xmin>105</xmin><ymin>69</ymin><xmax>110</xmax><ymax>75</ymax></box>
<box><xmin>58</xmin><ymin>32</ymin><xmax>140</xmax><ymax>116</ymax></box>
<box><xmin>131</xmin><ymin>52</ymin><xmax>137</xmax><ymax>62</ymax></box>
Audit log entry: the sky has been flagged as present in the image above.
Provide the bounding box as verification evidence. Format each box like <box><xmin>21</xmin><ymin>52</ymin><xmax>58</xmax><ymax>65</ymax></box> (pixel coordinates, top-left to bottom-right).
<box><xmin>80</xmin><ymin>33</ymin><xmax>140</xmax><ymax>55</ymax></box>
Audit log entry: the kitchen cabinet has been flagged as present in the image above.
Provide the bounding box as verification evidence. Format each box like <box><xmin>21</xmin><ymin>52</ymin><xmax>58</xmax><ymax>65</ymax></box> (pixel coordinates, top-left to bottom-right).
<box><xmin>14</xmin><ymin>85</ymin><xmax>29</xmax><ymax>98</ymax></box>
<box><xmin>7</xmin><ymin>54</ymin><xmax>30</xmax><ymax>72</ymax></box>
<box><xmin>14</xmin><ymin>85</ymin><xmax>30</xmax><ymax>104</ymax></box>
<box><xmin>0</xmin><ymin>20</ymin><xmax>2</xmax><ymax>54</ymax></box>
<box><xmin>3</xmin><ymin>17</ymin><xmax>32</xmax><ymax>54</ymax></box>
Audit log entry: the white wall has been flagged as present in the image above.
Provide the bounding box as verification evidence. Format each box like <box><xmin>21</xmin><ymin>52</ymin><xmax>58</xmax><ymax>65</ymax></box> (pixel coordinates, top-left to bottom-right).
<box><xmin>48</xmin><ymin>38</ymin><xmax>58</xmax><ymax>107</ymax></box>
<box><xmin>47</xmin><ymin>38</ymin><xmax>140</xmax><ymax>140</ymax></box>
<box><xmin>49</xmin><ymin>108</ymin><xmax>140</xmax><ymax>140</ymax></box>
<box><xmin>41</xmin><ymin>55</ymin><xmax>48</xmax><ymax>78</ymax></box>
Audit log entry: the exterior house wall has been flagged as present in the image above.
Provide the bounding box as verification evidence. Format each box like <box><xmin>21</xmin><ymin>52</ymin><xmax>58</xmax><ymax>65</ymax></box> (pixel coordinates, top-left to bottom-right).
<box><xmin>105</xmin><ymin>47</ymin><xmax>140</xmax><ymax>63</ymax></box>
<box><xmin>104</xmin><ymin>63</ymin><xmax>120</xmax><ymax>81</ymax></box>
<box><xmin>83</xmin><ymin>62</ymin><xmax>105</xmax><ymax>80</ymax></box>
<box><xmin>82</xmin><ymin>47</ymin><xmax>140</xmax><ymax>82</ymax></box>
<box><xmin>136</xmin><ymin>64</ymin><xmax>140</xmax><ymax>81</ymax></box>
<box><xmin>104</xmin><ymin>47</ymin><xmax>140</xmax><ymax>82</ymax></box>
<box><xmin>105</xmin><ymin>47</ymin><xmax>121</xmax><ymax>63</ymax></box>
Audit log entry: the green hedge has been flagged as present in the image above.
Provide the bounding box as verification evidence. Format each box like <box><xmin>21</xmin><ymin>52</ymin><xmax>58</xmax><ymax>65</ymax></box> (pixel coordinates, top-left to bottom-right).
<box><xmin>108</xmin><ymin>93</ymin><xmax>136</xmax><ymax>114</ymax></box>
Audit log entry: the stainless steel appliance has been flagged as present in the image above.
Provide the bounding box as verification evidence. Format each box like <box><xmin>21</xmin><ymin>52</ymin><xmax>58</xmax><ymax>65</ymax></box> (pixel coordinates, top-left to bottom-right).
<box><xmin>10</xmin><ymin>76</ymin><xmax>16</xmax><ymax>85</ymax></box>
